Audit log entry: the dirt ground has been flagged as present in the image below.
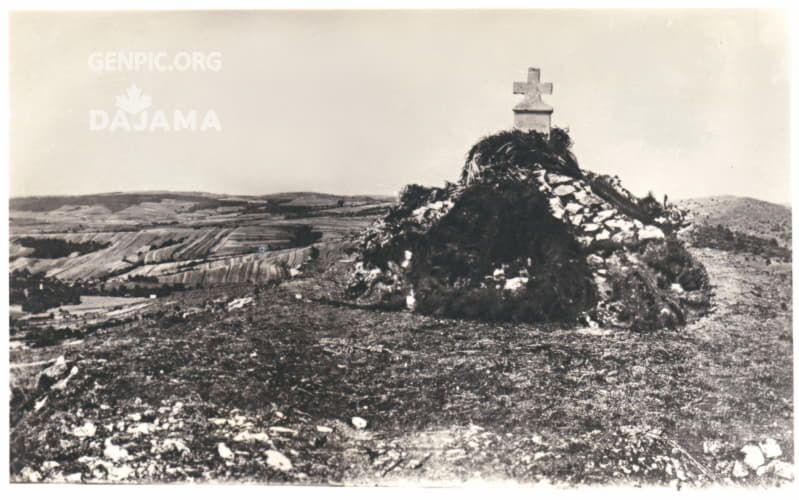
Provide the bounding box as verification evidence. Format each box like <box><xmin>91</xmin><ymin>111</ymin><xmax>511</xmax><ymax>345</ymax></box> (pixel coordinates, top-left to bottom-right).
<box><xmin>8</xmin><ymin>246</ymin><xmax>793</xmax><ymax>487</ymax></box>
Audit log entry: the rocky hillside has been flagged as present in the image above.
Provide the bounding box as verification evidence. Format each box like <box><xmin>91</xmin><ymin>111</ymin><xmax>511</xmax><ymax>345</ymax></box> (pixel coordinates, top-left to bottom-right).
<box><xmin>346</xmin><ymin>129</ymin><xmax>710</xmax><ymax>331</ymax></box>
<box><xmin>677</xmin><ymin>196</ymin><xmax>791</xmax><ymax>247</ymax></box>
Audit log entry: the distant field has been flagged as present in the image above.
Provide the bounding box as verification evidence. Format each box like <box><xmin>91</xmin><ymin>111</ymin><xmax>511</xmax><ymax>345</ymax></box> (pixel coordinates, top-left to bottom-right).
<box><xmin>9</xmin><ymin>191</ymin><xmax>392</xmax><ymax>286</ymax></box>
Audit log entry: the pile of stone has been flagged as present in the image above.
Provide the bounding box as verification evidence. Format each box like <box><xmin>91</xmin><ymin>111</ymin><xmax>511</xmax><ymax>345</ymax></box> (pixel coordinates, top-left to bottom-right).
<box><xmin>347</xmin><ymin>129</ymin><xmax>709</xmax><ymax>330</ymax></box>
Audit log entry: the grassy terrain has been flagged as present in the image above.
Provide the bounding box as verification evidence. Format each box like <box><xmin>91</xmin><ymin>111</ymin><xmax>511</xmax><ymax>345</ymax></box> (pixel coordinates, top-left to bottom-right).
<box><xmin>9</xmin><ymin>243</ymin><xmax>793</xmax><ymax>486</ymax></box>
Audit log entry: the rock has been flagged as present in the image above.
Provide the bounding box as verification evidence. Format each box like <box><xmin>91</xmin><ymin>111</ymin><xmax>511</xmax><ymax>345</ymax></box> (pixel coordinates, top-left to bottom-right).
<box><xmin>741</xmin><ymin>444</ymin><xmax>766</xmax><ymax>470</ymax></box>
<box><xmin>217</xmin><ymin>442</ymin><xmax>235</xmax><ymax>460</ymax></box>
<box><xmin>405</xmin><ymin>290</ymin><xmax>416</xmax><ymax>311</ymax></box>
<box><xmin>316</xmin><ymin>425</ymin><xmax>334</xmax><ymax>433</ymax></box>
<box><xmin>732</xmin><ymin>460</ymin><xmax>749</xmax><ymax>478</ymax></box>
<box><xmin>71</xmin><ymin>421</ymin><xmax>97</xmax><ymax>438</ymax></box>
<box><xmin>639</xmin><ymin>225</ymin><xmax>665</xmax><ymax>240</ymax></box>
<box><xmin>106</xmin><ymin>464</ymin><xmax>134</xmax><ymax>482</ymax></box>
<box><xmin>702</xmin><ymin>440</ymin><xmax>723</xmax><ymax>456</ymax></box>
<box><xmin>670</xmin><ymin>283</ymin><xmax>685</xmax><ymax>294</ymax></box>
<box><xmin>269</xmin><ymin>426</ymin><xmax>298</xmax><ymax>436</ymax></box>
<box><xmin>128</xmin><ymin>422</ymin><xmax>156</xmax><ymax>436</ymax></box>
<box><xmin>233</xmin><ymin>431</ymin><xmax>271</xmax><ymax>444</ymax></box>
<box><xmin>759</xmin><ymin>438</ymin><xmax>782</xmax><ymax>459</ymax></box>
<box><xmin>546</xmin><ymin>173</ymin><xmax>572</xmax><ymax>185</ymax></box>
<box><xmin>37</xmin><ymin>356</ymin><xmax>68</xmax><ymax>389</ymax></box>
<box><xmin>401</xmin><ymin>250</ymin><xmax>413</xmax><ymax>268</ymax></box>
<box><xmin>594</xmin><ymin>209</ymin><xmax>616</xmax><ymax>223</ymax></box>
<box><xmin>606</xmin><ymin>218</ymin><xmax>635</xmax><ymax>232</ymax></box>
<box><xmin>548</xmin><ymin>198</ymin><xmax>565</xmax><ymax>219</ymax></box>
<box><xmin>351</xmin><ymin>416</ymin><xmax>368</xmax><ymax>429</ymax></box>
<box><xmin>611</xmin><ymin>230</ymin><xmax>637</xmax><ymax>245</ymax></box>
<box><xmin>595</xmin><ymin>230</ymin><xmax>611</xmax><ymax>241</ymax></box>
<box><xmin>104</xmin><ymin>439</ymin><xmax>130</xmax><ymax>462</ymax></box>
<box><xmin>128</xmin><ymin>412</ymin><xmax>142</xmax><ymax>421</ymax></box>
<box><xmin>586</xmin><ymin>254</ymin><xmax>604</xmax><ymax>267</ymax></box>
<box><xmin>565</xmin><ymin>202</ymin><xmax>583</xmax><ymax>214</ymax></box>
<box><xmin>265</xmin><ymin>450</ymin><xmax>293</xmax><ymax>472</ymax></box>
<box><xmin>553</xmin><ymin>184</ymin><xmax>576</xmax><ymax>197</ymax></box>
<box><xmin>772</xmin><ymin>460</ymin><xmax>794</xmax><ymax>480</ymax></box>
<box><xmin>41</xmin><ymin>461</ymin><xmax>60</xmax><ymax>472</ymax></box>
<box><xmin>227</xmin><ymin>296</ymin><xmax>254</xmax><ymax>311</ymax></box>
<box><xmin>569</xmin><ymin>213</ymin><xmax>584</xmax><ymax>226</ymax></box>
<box><xmin>20</xmin><ymin>467</ymin><xmax>42</xmax><ymax>482</ymax></box>
<box><xmin>152</xmin><ymin>438</ymin><xmax>191</xmax><ymax>455</ymax></box>
<box><xmin>51</xmin><ymin>366</ymin><xmax>79</xmax><ymax>391</ymax></box>
<box><xmin>504</xmin><ymin>276</ymin><xmax>529</xmax><ymax>292</ymax></box>
<box><xmin>582</xmin><ymin>223</ymin><xmax>600</xmax><ymax>233</ymax></box>
<box><xmin>34</xmin><ymin>397</ymin><xmax>47</xmax><ymax>412</ymax></box>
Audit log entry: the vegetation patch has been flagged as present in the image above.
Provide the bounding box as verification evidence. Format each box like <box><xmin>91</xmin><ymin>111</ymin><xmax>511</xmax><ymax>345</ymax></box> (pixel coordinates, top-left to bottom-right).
<box><xmin>16</xmin><ymin>238</ymin><xmax>110</xmax><ymax>259</ymax></box>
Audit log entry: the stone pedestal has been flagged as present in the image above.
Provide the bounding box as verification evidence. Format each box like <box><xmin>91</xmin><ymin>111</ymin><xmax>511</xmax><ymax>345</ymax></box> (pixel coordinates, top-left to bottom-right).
<box><xmin>513</xmin><ymin>67</ymin><xmax>554</xmax><ymax>135</ymax></box>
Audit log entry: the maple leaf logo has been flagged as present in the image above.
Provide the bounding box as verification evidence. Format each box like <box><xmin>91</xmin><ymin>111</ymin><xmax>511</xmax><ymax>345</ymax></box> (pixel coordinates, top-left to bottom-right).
<box><xmin>115</xmin><ymin>85</ymin><xmax>152</xmax><ymax>114</ymax></box>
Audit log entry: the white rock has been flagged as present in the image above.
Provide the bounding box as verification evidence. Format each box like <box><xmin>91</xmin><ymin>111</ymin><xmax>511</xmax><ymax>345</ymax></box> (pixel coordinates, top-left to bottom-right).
<box><xmin>611</xmin><ymin>230</ymin><xmax>636</xmax><ymax>245</ymax></box>
<box><xmin>671</xmin><ymin>283</ymin><xmax>685</xmax><ymax>294</ymax></box>
<box><xmin>233</xmin><ymin>431</ymin><xmax>271</xmax><ymax>444</ymax></box>
<box><xmin>103</xmin><ymin>439</ymin><xmax>130</xmax><ymax>462</ymax></box>
<box><xmin>741</xmin><ymin>444</ymin><xmax>766</xmax><ymax>470</ymax></box>
<box><xmin>316</xmin><ymin>425</ymin><xmax>333</xmax><ymax>433</ymax></box>
<box><xmin>20</xmin><ymin>467</ymin><xmax>42</xmax><ymax>482</ymax></box>
<box><xmin>265</xmin><ymin>450</ymin><xmax>293</xmax><ymax>472</ymax></box>
<box><xmin>732</xmin><ymin>460</ymin><xmax>749</xmax><ymax>478</ymax></box>
<box><xmin>351</xmin><ymin>416</ymin><xmax>368</xmax><ymax>429</ymax></box>
<box><xmin>565</xmin><ymin>202</ymin><xmax>583</xmax><ymax>214</ymax></box>
<box><xmin>401</xmin><ymin>250</ymin><xmax>413</xmax><ymax>268</ymax></box>
<box><xmin>128</xmin><ymin>422</ymin><xmax>156</xmax><ymax>436</ymax></box>
<box><xmin>639</xmin><ymin>225</ymin><xmax>665</xmax><ymax>240</ymax></box>
<box><xmin>40</xmin><ymin>356</ymin><xmax>68</xmax><ymax>380</ymax></box>
<box><xmin>269</xmin><ymin>426</ymin><xmax>298</xmax><ymax>436</ymax></box>
<box><xmin>71</xmin><ymin>421</ymin><xmax>97</xmax><ymax>438</ymax></box>
<box><xmin>595</xmin><ymin>230</ymin><xmax>612</xmax><ymax>241</ymax></box>
<box><xmin>702</xmin><ymin>440</ymin><xmax>723</xmax><ymax>455</ymax></box>
<box><xmin>217</xmin><ymin>442</ymin><xmax>235</xmax><ymax>460</ymax></box>
<box><xmin>153</xmin><ymin>438</ymin><xmax>190</xmax><ymax>455</ymax></box>
<box><xmin>51</xmin><ymin>366</ymin><xmax>78</xmax><ymax>391</ymax></box>
<box><xmin>34</xmin><ymin>397</ymin><xmax>48</xmax><ymax>412</ymax></box>
<box><xmin>106</xmin><ymin>464</ymin><xmax>134</xmax><ymax>482</ymax></box>
<box><xmin>570</xmin><ymin>214</ymin><xmax>584</xmax><ymax>226</ymax></box>
<box><xmin>772</xmin><ymin>460</ymin><xmax>794</xmax><ymax>480</ymax></box>
<box><xmin>759</xmin><ymin>438</ymin><xmax>782</xmax><ymax>459</ymax></box>
<box><xmin>586</xmin><ymin>254</ymin><xmax>604</xmax><ymax>267</ymax></box>
<box><xmin>594</xmin><ymin>209</ymin><xmax>616</xmax><ymax>223</ymax></box>
<box><xmin>503</xmin><ymin>276</ymin><xmax>528</xmax><ymax>292</ymax></box>
<box><xmin>546</xmin><ymin>173</ymin><xmax>572</xmax><ymax>185</ymax></box>
<box><xmin>405</xmin><ymin>290</ymin><xmax>416</xmax><ymax>311</ymax></box>
<box><xmin>606</xmin><ymin>218</ymin><xmax>635</xmax><ymax>232</ymax></box>
<box><xmin>227</xmin><ymin>296</ymin><xmax>254</xmax><ymax>311</ymax></box>
<box><xmin>553</xmin><ymin>184</ymin><xmax>576</xmax><ymax>197</ymax></box>
<box><xmin>294</xmin><ymin>294</ymin><xmax>303</xmax><ymax>300</ymax></box>
<box><xmin>582</xmin><ymin>223</ymin><xmax>600</xmax><ymax>233</ymax></box>
<box><xmin>128</xmin><ymin>413</ymin><xmax>142</xmax><ymax>421</ymax></box>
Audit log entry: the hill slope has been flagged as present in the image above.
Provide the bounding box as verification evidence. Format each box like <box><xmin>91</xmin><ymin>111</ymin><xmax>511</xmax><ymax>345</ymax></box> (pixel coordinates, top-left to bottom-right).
<box><xmin>677</xmin><ymin>196</ymin><xmax>791</xmax><ymax>246</ymax></box>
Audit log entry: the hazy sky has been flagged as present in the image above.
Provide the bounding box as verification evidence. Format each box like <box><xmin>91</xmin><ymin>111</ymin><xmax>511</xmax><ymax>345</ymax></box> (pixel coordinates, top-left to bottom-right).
<box><xmin>9</xmin><ymin>9</ymin><xmax>791</xmax><ymax>203</ymax></box>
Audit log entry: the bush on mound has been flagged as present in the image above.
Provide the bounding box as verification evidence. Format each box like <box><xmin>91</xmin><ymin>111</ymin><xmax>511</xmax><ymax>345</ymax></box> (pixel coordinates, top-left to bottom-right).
<box><xmin>347</xmin><ymin>128</ymin><xmax>710</xmax><ymax>331</ymax></box>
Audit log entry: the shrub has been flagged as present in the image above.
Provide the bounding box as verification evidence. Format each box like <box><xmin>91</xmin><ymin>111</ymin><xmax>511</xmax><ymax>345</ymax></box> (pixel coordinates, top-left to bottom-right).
<box><xmin>461</xmin><ymin>128</ymin><xmax>581</xmax><ymax>184</ymax></box>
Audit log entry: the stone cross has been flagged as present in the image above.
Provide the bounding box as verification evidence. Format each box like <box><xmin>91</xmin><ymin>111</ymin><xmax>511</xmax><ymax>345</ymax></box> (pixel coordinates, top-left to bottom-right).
<box><xmin>512</xmin><ymin>67</ymin><xmax>554</xmax><ymax>135</ymax></box>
